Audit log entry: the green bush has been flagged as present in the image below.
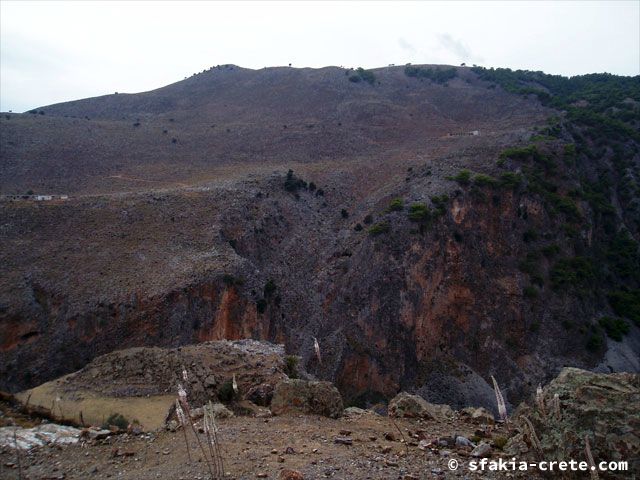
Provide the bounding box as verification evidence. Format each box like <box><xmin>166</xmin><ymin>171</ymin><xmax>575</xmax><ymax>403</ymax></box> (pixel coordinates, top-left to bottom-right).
<box><xmin>263</xmin><ymin>279</ymin><xmax>277</xmax><ymax>297</ymax></box>
<box><xmin>102</xmin><ymin>413</ymin><xmax>129</xmax><ymax>431</ymax></box>
<box><xmin>541</xmin><ymin>244</ymin><xmax>561</xmax><ymax>258</ymax></box>
<box><xmin>608</xmin><ymin>289</ymin><xmax>640</xmax><ymax>325</ymax></box>
<box><xmin>473</xmin><ymin>174</ymin><xmax>498</xmax><ymax>188</ymax></box>
<box><xmin>349</xmin><ymin>67</ymin><xmax>375</xmax><ymax>85</ymax></box>
<box><xmin>598</xmin><ymin>316</ymin><xmax>630</xmax><ymax>341</ymax></box>
<box><xmin>217</xmin><ymin>379</ymin><xmax>236</xmax><ymax>402</ymax></box>
<box><xmin>387</xmin><ymin>198</ymin><xmax>404</xmax><ymax>212</ymax></box>
<box><xmin>523</xmin><ymin>286</ymin><xmax>539</xmax><ymax>299</ymax></box>
<box><xmin>256</xmin><ymin>298</ymin><xmax>267</xmax><ymax>313</ymax></box>
<box><xmin>408</xmin><ymin>203</ymin><xmax>431</xmax><ymax>222</ymax></box>
<box><xmin>586</xmin><ymin>332</ymin><xmax>604</xmax><ymax>352</ymax></box>
<box><xmin>448</xmin><ymin>169</ymin><xmax>472</xmax><ymax>186</ymax></box>
<box><xmin>498</xmin><ymin>172</ymin><xmax>523</xmax><ymax>189</ymax></box>
<box><xmin>284</xmin><ymin>169</ymin><xmax>307</xmax><ymax>193</ymax></box>
<box><xmin>550</xmin><ymin>257</ymin><xmax>595</xmax><ymax>290</ymax></box>
<box><xmin>404</xmin><ymin>66</ymin><xmax>456</xmax><ymax>84</ymax></box>
<box><xmin>523</xmin><ymin>229</ymin><xmax>538</xmax><ymax>243</ymax></box>
<box><xmin>368</xmin><ymin>222</ymin><xmax>390</xmax><ymax>235</ymax></box>
<box><xmin>284</xmin><ymin>355</ymin><xmax>299</xmax><ymax>379</ymax></box>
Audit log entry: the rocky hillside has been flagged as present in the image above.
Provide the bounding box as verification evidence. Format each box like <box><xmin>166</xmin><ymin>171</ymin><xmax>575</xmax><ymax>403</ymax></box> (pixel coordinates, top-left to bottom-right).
<box><xmin>1</xmin><ymin>64</ymin><xmax>639</xmax><ymax>411</ymax></box>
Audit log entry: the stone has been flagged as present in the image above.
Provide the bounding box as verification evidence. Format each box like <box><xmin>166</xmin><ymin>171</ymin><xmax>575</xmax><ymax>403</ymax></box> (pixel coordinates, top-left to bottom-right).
<box><xmin>471</xmin><ymin>442</ymin><xmax>492</xmax><ymax>458</ymax></box>
<box><xmin>270</xmin><ymin>379</ymin><xmax>343</xmax><ymax>418</ymax></box>
<box><xmin>279</xmin><ymin>469</ymin><xmax>304</xmax><ymax>480</ymax></box>
<box><xmin>461</xmin><ymin>406</ymin><xmax>495</xmax><ymax>425</ymax></box>
<box><xmin>246</xmin><ymin>383</ymin><xmax>275</xmax><ymax>407</ymax></box>
<box><xmin>455</xmin><ymin>435</ymin><xmax>476</xmax><ymax>448</ymax></box>
<box><xmin>210</xmin><ymin>403</ymin><xmax>234</xmax><ymax>419</ymax></box>
<box><xmin>0</xmin><ymin>423</ymin><xmax>82</xmax><ymax>450</ymax></box>
<box><xmin>334</xmin><ymin>436</ymin><xmax>353</xmax><ymax>445</ymax></box>
<box><xmin>388</xmin><ymin>392</ymin><xmax>453</xmax><ymax>420</ymax></box>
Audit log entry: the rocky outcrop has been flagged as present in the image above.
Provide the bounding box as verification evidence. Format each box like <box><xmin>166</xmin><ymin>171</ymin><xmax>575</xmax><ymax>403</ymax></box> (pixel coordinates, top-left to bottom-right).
<box><xmin>270</xmin><ymin>380</ymin><xmax>343</xmax><ymax>418</ymax></box>
<box><xmin>388</xmin><ymin>392</ymin><xmax>454</xmax><ymax>420</ymax></box>
<box><xmin>506</xmin><ymin>368</ymin><xmax>640</xmax><ymax>474</ymax></box>
<box><xmin>0</xmin><ymin>423</ymin><xmax>83</xmax><ymax>450</ymax></box>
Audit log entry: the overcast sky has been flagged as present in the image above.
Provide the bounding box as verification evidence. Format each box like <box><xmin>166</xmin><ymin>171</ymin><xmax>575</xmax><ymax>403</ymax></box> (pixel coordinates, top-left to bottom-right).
<box><xmin>1</xmin><ymin>1</ymin><xmax>638</xmax><ymax>112</ymax></box>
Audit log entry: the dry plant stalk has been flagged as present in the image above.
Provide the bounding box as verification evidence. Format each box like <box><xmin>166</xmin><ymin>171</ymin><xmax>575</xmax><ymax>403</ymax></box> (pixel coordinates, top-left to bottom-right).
<box><xmin>204</xmin><ymin>401</ymin><xmax>225</xmax><ymax>478</ymax></box>
<box><xmin>490</xmin><ymin>375</ymin><xmax>509</xmax><ymax>428</ymax></box>
<box><xmin>232</xmin><ymin>374</ymin><xmax>238</xmax><ymax>395</ymax></box>
<box><xmin>535</xmin><ymin>385</ymin><xmax>546</xmax><ymax>418</ymax></box>
<box><xmin>585</xmin><ymin>434</ymin><xmax>600</xmax><ymax>480</ymax></box>
<box><xmin>13</xmin><ymin>424</ymin><xmax>23</xmax><ymax>480</ymax></box>
<box><xmin>178</xmin><ymin>383</ymin><xmax>218</xmax><ymax>478</ymax></box>
<box><xmin>522</xmin><ymin>416</ymin><xmax>544</xmax><ymax>459</ymax></box>
<box><xmin>313</xmin><ymin>337</ymin><xmax>322</xmax><ymax>365</ymax></box>
<box><xmin>551</xmin><ymin>393</ymin><xmax>561</xmax><ymax>421</ymax></box>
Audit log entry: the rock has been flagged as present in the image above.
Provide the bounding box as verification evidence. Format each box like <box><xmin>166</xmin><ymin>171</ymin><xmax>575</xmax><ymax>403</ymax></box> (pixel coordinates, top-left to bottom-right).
<box><xmin>339</xmin><ymin>429</ymin><xmax>351</xmax><ymax>436</ymax></box>
<box><xmin>388</xmin><ymin>392</ymin><xmax>453</xmax><ymax>420</ymax></box>
<box><xmin>334</xmin><ymin>436</ymin><xmax>353</xmax><ymax>445</ymax></box>
<box><xmin>471</xmin><ymin>442</ymin><xmax>492</xmax><ymax>458</ymax></box>
<box><xmin>455</xmin><ymin>435</ymin><xmax>476</xmax><ymax>448</ymax></box>
<box><xmin>83</xmin><ymin>428</ymin><xmax>112</xmax><ymax>440</ymax></box>
<box><xmin>461</xmin><ymin>407</ymin><xmax>495</xmax><ymax>425</ymax></box>
<box><xmin>0</xmin><ymin>423</ymin><xmax>82</xmax><ymax>450</ymax></box>
<box><xmin>513</xmin><ymin>368</ymin><xmax>640</xmax><ymax>471</ymax></box>
<box><xmin>271</xmin><ymin>379</ymin><xmax>343</xmax><ymax>418</ymax></box>
<box><xmin>279</xmin><ymin>469</ymin><xmax>304</xmax><ymax>480</ymax></box>
<box><xmin>256</xmin><ymin>473</ymin><xmax>268</xmax><ymax>478</ymax></box>
<box><xmin>210</xmin><ymin>403</ymin><xmax>234</xmax><ymax>419</ymax></box>
<box><xmin>190</xmin><ymin>407</ymin><xmax>204</xmax><ymax>420</ymax></box>
<box><xmin>246</xmin><ymin>383</ymin><xmax>275</xmax><ymax>406</ymax></box>
<box><xmin>418</xmin><ymin>440</ymin><xmax>430</xmax><ymax>450</ymax></box>
<box><xmin>166</xmin><ymin>420</ymin><xmax>178</xmax><ymax>432</ymax></box>
<box><xmin>383</xmin><ymin>432</ymin><xmax>396</xmax><ymax>441</ymax></box>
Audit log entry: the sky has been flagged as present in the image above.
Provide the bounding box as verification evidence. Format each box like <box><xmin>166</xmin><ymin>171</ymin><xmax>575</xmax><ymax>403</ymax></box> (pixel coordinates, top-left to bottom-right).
<box><xmin>1</xmin><ymin>1</ymin><xmax>639</xmax><ymax>112</ymax></box>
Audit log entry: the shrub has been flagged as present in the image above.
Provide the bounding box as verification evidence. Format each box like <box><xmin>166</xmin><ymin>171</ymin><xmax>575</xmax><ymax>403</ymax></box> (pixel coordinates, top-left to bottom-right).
<box><xmin>608</xmin><ymin>289</ymin><xmax>640</xmax><ymax>325</ymax></box>
<box><xmin>341</xmin><ymin>209</ymin><xmax>349</xmax><ymax>218</ymax></box>
<box><xmin>523</xmin><ymin>229</ymin><xmax>538</xmax><ymax>243</ymax></box>
<box><xmin>256</xmin><ymin>298</ymin><xmax>267</xmax><ymax>313</ymax></box>
<box><xmin>284</xmin><ymin>169</ymin><xmax>307</xmax><ymax>193</ymax></box>
<box><xmin>586</xmin><ymin>332</ymin><xmax>604</xmax><ymax>352</ymax></box>
<box><xmin>354</xmin><ymin>223</ymin><xmax>363</xmax><ymax>231</ymax></box>
<box><xmin>349</xmin><ymin>67</ymin><xmax>375</xmax><ymax>85</ymax></box>
<box><xmin>598</xmin><ymin>316</ymin><xmax>630</xmax><ymax>341</ymax></box>
<box><xmin>222</xmin><ymin>274</ymin><xmax>241</xmax><ymax>287</ymax></box>
<box><xmin>368</xmin><ymin>222</ymin><xmax>390</xmax><ymax>235</ymax></box>
<box><xmin>448</xmin><ymin>169</ymin><xmax>472</xmax><ymax>186</ymax></box>
<box><xmin>550</xmin><ymin>257</ymin><xmax>595</xmax><ymax>290</ymax></box>
<box><xmin>408</xmin><ymin>203</ymin><xmax>431</xmax><ymax>222</ymax></box>
<box><xmin>102</xmin><ymin>413</ymin><xmax>128</xmax><ymax>431</ymax></box>
<box><xmin>541</xmin><ymin>244</ymin><xmax>561</xmax><ymax>258</ymax></box>
<box><xmin>363</xmin><ymin>214</ymin><xmax>373</xmax><ymax>224</ymax></box>
<box><xmin>284</xmin><ymin>355</ymin><xmax>299</xmax><ymax>379</ymax></box>
<box><xmin>523</xmin><ymin>286</ymin><xmax>538</xmax><ymax>298</ymax></box>
<box><xmin>217</xmin><ymin>379</ymin><xmax>236</xmax><ymax>402</ymax></box>
<box><xmin>387</xmin><ymin>198</ymin><xmax>404</xmax><ymax>212</ymax></box>
<box><xmin>498</xmin><ymin>172</ymin><xmax>523</xmax><ymax>189</ymax></box>
<box><xmin>473</xmin><ymin>174</ymin><xmax>498</xmax><ymax>188</ymax></box>
<box><xmin>263</xmin><ymin>279</ymin><xmax>277</xmax><ymax>297</ymax></box>
<box><xmin>404</xmin><ymin>66</ymin><xmax>456</xmax><ymax>84</ymax></box>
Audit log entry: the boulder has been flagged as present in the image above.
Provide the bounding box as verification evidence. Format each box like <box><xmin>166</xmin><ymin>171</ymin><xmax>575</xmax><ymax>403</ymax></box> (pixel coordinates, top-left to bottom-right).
<box><xmin>245</xmin><ymin>383</ymin><xmax>275</xmax><ymax>406</ymax></box>
<box><xmin>461</xmin><ymin>406</ymin><xmax>495</xmax><ymax>424</ymax></box>
<box><xmin>270</xmin><ymin>379</ymin><xmax>343</xmax><ymax>418</ymax></box>
<box><xmin>508</xmin><ymin>368</ymin><xmax>639</xmax><ymax>473</ymax></box>
<box><xmin>0</xmin><ymin>423</ymin><xmax>82</xmax><ymax>450</ymax></box>
<box><xmin>388</xmin><ymin>392</ymin><xmax>454</xmax><ymax>420</ymax></box>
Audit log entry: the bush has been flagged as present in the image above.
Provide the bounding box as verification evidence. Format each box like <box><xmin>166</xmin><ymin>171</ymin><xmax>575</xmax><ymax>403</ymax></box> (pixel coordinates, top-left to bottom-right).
<box><xmin>404</xmin><ymin>66</ymin><xmax>456</xmax><ymax>84</ymax></box>
<box><xmin>368</xmin><ymin>222</ymin><xmax>390</xmax><ymax>235</ymax></box>
<box><xmin>263</xmin><ymin>279</ymin><xmax>277</xmax><ymax>297</ymax></box>
<box><xmin>523</xmin><ymin>286</ymin><xmax>539</xmax><ymax>298</ymax></box>
<box><xmin>363</xmin><ymin>214</ymin><xmax>373</xmax><ymax>224</ymax></box>
<box><xmin>498</xmin><ymin>172</ymin><xmax>523</xmax><ymax>189</ymax></box>
<box><xmin>608</xmin><ymin>289</ymin><xmax>640</xmax><ymax>325</ymax></box>
<box><xmin>387</xmin><ymin>198</ymin><xmax>404</xmax><ymax>212</ymax></box>
<box><xmin>448</xmin><ymin>169</ymin><xmax>472</xmax><ymax>186</ymax></box>
<box><xmin>523</xmin><ymin>229</ymin><xmax>538</xmax><ymax>243</ymax></box>
<box><xmin>541</xmin><ymin>244</ymin><xmax>561</xmax><ymax>258</ymax></box>
<box><xmin>341</xmin><ymin>209</ymin><xmax>349</xmax><ymax>218</ymax></box>
<box><xmin>473</xmin><ymin>174</ymin><xmax>498</xmax><ymax>188</ymax></box>
<box><xmin>349</xmin><ymin>67</ymin><xmax>375</xmax><ymax>85</ymax></box>
<box><xmin>217</xmin><ymin>379</ymin><xmax>236</xmax><ymax>402</ymax></box>
<box><xmin>586</xmin><ymin>332</ymin><xmax>604</xmax><ymax>352</ymax></box>
<box><xmin>598</xmin><ymin>316</ymin><xmax>630</xmax><ymax>341</ymax></box>
<box><xmin>222</xmin><ymin>274</ymin><xmax>242</xmax><ymax>287</ymax></box>
<box><xmin>550</xmin><ymin>257</ymin><xmax>595</xmax><ymax>290</ymax></box>
<box><xmin>284</xmin><ymin>355</ymin><xmax>299</xmax><ymax>379</ymax></box>
<box><xmin>354</xmin><ymin>223</ymin><xmax>363</xmax><ymax>231</ymax></box>
<box><xmin>102</xmin><ymin>413</ymin><xmax>128</xmax><ymax>431</ymax></box>
<box><xmin>256</xmin><ymin>298</ymin><xmax>267</xmax><ymax>313</ymax></box>
<box><xmin>408</xmin><ymin>203</ymin><xmax>431</xmax><ymax>222</ymax></box>
<box><xmin>284</xmin><ymin>169</ymin><xmax>307</xmax><ymax>193</ymax></box>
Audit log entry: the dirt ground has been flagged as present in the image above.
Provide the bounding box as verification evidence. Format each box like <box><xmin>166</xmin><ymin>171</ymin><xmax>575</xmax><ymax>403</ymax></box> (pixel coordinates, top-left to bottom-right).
<box><xmin>0</xmin><ymin>412</ymin><xmax>539</xmax><ymax>480</ymax></box>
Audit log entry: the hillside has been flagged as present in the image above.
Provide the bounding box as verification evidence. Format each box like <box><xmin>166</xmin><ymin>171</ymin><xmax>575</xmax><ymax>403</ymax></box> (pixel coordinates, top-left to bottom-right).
<box><xmin>1</xmin><ymin>64</ymin><xmax>639</xmax><ymax>413</ymax></box>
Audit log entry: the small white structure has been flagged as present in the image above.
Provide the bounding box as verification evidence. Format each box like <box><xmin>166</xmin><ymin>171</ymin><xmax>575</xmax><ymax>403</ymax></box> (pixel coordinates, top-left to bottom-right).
<box><xmin>34</xmin><ymin>195</ymin><xmax>53</xmax><ymax>201</ymax></box>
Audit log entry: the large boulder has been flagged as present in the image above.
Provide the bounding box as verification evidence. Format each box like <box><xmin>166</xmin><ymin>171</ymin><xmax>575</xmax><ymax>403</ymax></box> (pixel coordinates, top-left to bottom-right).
<box><xmin>506</xmin><ymin>368</ymin><xmax>639</xmax><ymax>475</ymax></box>
<box><xmin>388</xmin><ymin>392</ymin><xmax>454</xmax><ymax>420</ymax></box>
<box><xmin>270</xmin><ymin>380</ymin><xmax>343</xmax><ymax>418</ymax></box>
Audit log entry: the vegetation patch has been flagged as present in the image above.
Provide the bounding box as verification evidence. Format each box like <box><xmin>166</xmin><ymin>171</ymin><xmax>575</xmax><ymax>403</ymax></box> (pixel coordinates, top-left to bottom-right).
<box><xmin>404</xmin><ymin>66</ymin><xmax>457</xmax><ymax>84</ymax></box>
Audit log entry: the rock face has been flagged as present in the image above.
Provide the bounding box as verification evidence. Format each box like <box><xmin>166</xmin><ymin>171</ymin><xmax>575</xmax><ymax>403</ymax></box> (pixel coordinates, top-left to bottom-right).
<box><xmin>270</xmin><ymin>380</ymin><xmax>344</xmax><ymax>418</ymax></box>
<box><xmin>508</xmin><ymin>368</ymin><xmax>640</xmax><ymax>474</ymax></box>
<box><xmin>388</xmin><ymin>392</ymin><xmax>453</xmax><ymax>420</ymax></box>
